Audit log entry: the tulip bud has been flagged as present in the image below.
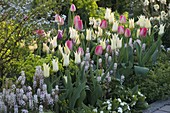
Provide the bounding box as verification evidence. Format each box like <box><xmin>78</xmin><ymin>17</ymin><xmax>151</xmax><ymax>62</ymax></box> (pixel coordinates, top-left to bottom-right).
<box><xmin>77</xmin><ymin>47</ymin><xmax>84</xmax><ymax>56</ymax></box>
<box><xmin>43</xmin><ymin>63</ymin><xmax>50</xmax><ymax>77</ymax></box>
<box><xmin>86</xmin><ymin>29</ymin><xmax>92</xmax><ymax>41</ymax></box>
<box><xmin>158</xmin><ymin>24</ymin><xmax>165</xmax><ymax>35</ymax></box>
<box><xmin>100</xmin><ymin>20</ymin><xmax>108</xmax><ymax>29</ymax></box>
<box><xmin>63</xmin><ymin>54</ymin><xmax>70</xmax><ymax>67</ymax></box>
<box><xmin>74</xmin><ymin>51</ymin><xmax>81</xmax><ymax>64</ymax></box>
<box><xmin>57</xmin><ymin>30</ymin><xmax>63</xmax><ymax>40</ymax></box>
<box><xmin>124</xmin><ymin>28</ymin><xmax>131</xmax><ymax>38</ymax></box>
<box><xmin>106</xmin><ymin>45</ymin><xmax>112</xmax><ymax>53</ymax></box>
<box><xmin>129</xmin><ymin>18</ymin><xmax>134</xmax><ymax>29</ymax></box>
<box><xmin>52</xmin><ymin>59</ymin><xmax>59</xmax><ymax>72</ymax></box>
<box><xmin>140</xmin><ymin>27</ymin><xmax>147</xmax><ymax>37</ymax></box>
<box><xmin>118</xmin><ymin>26</ymin><xmax>124</xmax><ymax>35</ymax></box>
<box><xmin>119</xmin><ymin>15</ymin><xmax>126</xmax><ymax>24</ymax></box>
<box><xmin>65</xmin><ymin>40</ymin><xmax>73</xmax><ymax>50</ymax></box>
<box><xmin>95</xmin><ymin>45</ymin><xmax>103</xmax><ymax>55</ymax></box>
<box><xmin>70</xmin><ymin>4</ymin><xmax>76</xmax><ymax>12</ymax></box>
<box><xmin>112</xmin><ymin>21</ymin><xmax>119</xmax><ymax>32</ymax></box>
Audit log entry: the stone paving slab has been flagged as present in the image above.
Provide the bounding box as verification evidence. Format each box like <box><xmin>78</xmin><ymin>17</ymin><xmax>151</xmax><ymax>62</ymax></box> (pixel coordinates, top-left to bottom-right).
<box><xmin>143</xmin><ymin>98</ymin><xmax>170</xmax><ymax>113</ymax></box>
<box><xmin>153</xmin><ymin>110</ymin><xmax>168</xmax><ymax>113</ymax></box>
<box><xmin>159</xmin><ymin>105</ymin><xmax>170</xmax><ymax>112</ymax></box>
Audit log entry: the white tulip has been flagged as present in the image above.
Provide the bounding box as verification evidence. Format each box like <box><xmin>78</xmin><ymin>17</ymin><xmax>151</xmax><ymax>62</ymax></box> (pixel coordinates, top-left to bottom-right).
<box><xmin>105</xmin><ymin>8</ymin><xmax>112</xmax><ymax>20</ymax></box>
<box><xmin>86</xmin><ymin>29</ymin><xmax>92</xmax><ymax>41</ymax></box>
<box><xmin>100</xmin><ymin>39</ymin><xmax>106</xmax><ymax>49</ymax></box>
<box><xmin>52</xmin><ymin>59</ymin><xmax>59</xmax><ymax>72</ymax></box>
<box><xmin>43</xmin><ymin>63</ymin><xmax>50</xmax><ymax>77</ymax></box>
<box><xmin>158</xmin><ymin>24</ymin><xmax>165</xmax><ymax>35</ymax></box>
<box><xmin>112</xmin><ymin>21</ymin><xmax>119</xmax><ymax>32</ymax></box>
<box><xmin>63</xmin><ymin>53</ymin><xmax>70</xmax><ymax>67</ymax></box>
<box><xmin>129</xmin><ymin>18</ymin><xmax>134</xmax><ymax>29</ymax></box>
<box><xmin>74</xmin><ymin>51</ymin><xmax>81</xmax><ymax>64</ymax></box>
<box><xmin>111</xmin><ymin>34</ymin><xmax>117</xmax><ymax>50</ymax></box>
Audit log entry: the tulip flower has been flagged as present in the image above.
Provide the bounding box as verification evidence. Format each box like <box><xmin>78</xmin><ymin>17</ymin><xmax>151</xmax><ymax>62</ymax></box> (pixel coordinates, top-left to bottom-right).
<box><xmin>70</xmin><ymin>4</ymin><xmax>76</xmax><ymax>12</ymax></box>
<box><xmin>158</xmin><ymin>24</ymin><xmax>165</xmax><ymax>35</ymax></box>
<box><xmin>75</xmin><ymin>19</ymin><xmax>83</xmax><ymax>31</ymax></box>
<box><xmin>51</xmin><ymin>36</ymin><xmax>57</xmax><ymax>48</ymax></box>
<box><xmin>105</xmin><ymin>8</ymin><xmax>111</xmax><ymax>20</ymax></box>
<box><xmin>69</xmin><ymin>27</ymin><xmax>78</xmax><ymax>39</ymax></box>
<box><xmin>145</xmin><ymin>18</ymin><xmax>151</xmax><ymax>28</ymax></box>
<box><xmin>74</xmin><ymin>51</ymin><xmax>81</xmax><ymax>64</ymax></box>
<box><xmin>97</xmin><ymin>27</ymin><xmax>103</xmax><ymax>37</ymax></box>
<box><xmin>43</xmin><ymin>63</ymin><xmax>50</xmax><ymax>77</ymax></box>
<box><xmin>116</xmin><ymin>38</ymin><xmax>122</xmax><ymax>49</ymax></box>
<box><xmin>63</xmin><ymin>53</ymin><xmax>70</xmax><ymax>67</ymax></box>
<box><xmin>119</xmin><ymin>15</ymin><xmax>126</xmax><ymax>24</ymax></box>
<box><xmin>118</xmin><ymin>26</ymin><xmax>124</xmax><ymax>35</ymax></box>
<box><xmin>100</xmin><ymin>39</ymin><xmax>106</xmax><ymax>49</ymax></box>
<box><xmin>100</xmin><ymin>20</ymin><xmax>108</xmax><ymax>29</ymax></box>
<box><xmin>140</xmin><ymin>27</ymin><xmax>148</xmax><ymax>37</ymax></box>
<box><xmin>112</xmin><ymin>21</ymin><xmax>119</xmax><ymax>32</ymax></box>
<box><xmin>65</xmin><ymin>40</ymin><xmax>73</xmax><ymax>50</ymax></box>
<box><xmin>95</xmin><ymin>45</ymin><xmax>103</xmax><ymax>55</ymax></box>
<box><xmin>111</xmin><ymin>34</ymin><xmax>118</xmax><ymax>50</ymax></box>
<box><xmin>57</xmin><ymin>30</ymin><xmax>63</xmax><ymax>40</ymax></box>
<box><xmin>77</xmin><ymin>47</ymin><xmax>84</xmax><ymax>56</ymax></box>
<box><xmin>86</xmin><ymin>29</ymin><xmax>92</xmax><ymax>41</ymax></box>
<box><xmin>52</xmin><ymin>59</ymin><xmax>59</xmax><ymax>72</ymax></box>
<box><xmin>109</xmin><ymin>12</ymin><xmax>115</xmax><ymax>23</ymax></box>
<box><xmin>124</xmin><ymin>28</ymin><xmax>131</xmax><ymax>38</ymax></box>
<box><xmin>55</xmin><ymin>14</ymin><xmax>64</xmax><ymax>25</ymax></box>
<box><xmin>74</xmin><ymin>15</ymin><xmax>81</xmax><ymax>25</ymax></box>
<box><xmin>43</xmin><ymin>43</ymin><xmax>49</xmax><ymax>53</ymax></box>
<box><xmin>136</xmin><ymin>29</ymin><xmax>140</xmax><ymax>38</ymax></box>
<box><xmin>34</xmin><ymin>29</ymin><xmax>45</xmax><ymax>36</ymax></box>
<box><xmin>129</xmin><ymin>18</ymin><xmax>134</xmax><ymax>29</ymax></box>
<box><xmin>136</xmin><ymin>15</ymin><xmax>146</xmax><ymax>27</ymax></box>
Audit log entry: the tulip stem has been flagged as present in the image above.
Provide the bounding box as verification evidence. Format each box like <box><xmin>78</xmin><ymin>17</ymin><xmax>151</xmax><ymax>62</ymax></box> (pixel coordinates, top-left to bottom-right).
<box><xmin>97</xmin><ymin>56</ymin><xmax>99</xmax><ymax>71</ymax></box>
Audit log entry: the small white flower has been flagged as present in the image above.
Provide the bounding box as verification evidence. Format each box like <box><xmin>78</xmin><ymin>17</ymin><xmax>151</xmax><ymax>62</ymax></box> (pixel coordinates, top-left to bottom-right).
<box><xmin>93</xmin><ymin>108</ymin><xmax>98</xmax><ymax>112</ymax></box>
<box><xmin>117</xmin><ymin>107</ymin><xmax>123</xmax><ymax>113</ymax></box>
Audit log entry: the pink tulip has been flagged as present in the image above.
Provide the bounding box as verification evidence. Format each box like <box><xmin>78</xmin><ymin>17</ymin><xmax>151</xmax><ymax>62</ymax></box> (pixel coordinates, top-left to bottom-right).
<box><xmin>140</xmin><ymin>28</ymin><xmax>147</xmax><ymax>37</ymax></box>
<box><xmin>118</xmin><ymin>26</ymin><xmax>125</xmax><ymax>35</ymax></box>
<box><xmin>74</xmin><ymin>15</ymin><xmax>80</xmax><ymax>25</ymax></box>
<box><xmin>34</xmin><ymin>29</ymin><xmax>45</xmax><ymax>36</ymax></box>
<box><xmin>65</xmin><ymin>40</ymin><xmax>73</xmax><ymax>50</ymax></box>
<box><xmin>75</xmin><ymin>19</ymin><xmax>83</xmax><ymax>31</ymax></box>
<box><xmin>120</xmin><ymin>15</ymin><xmax>126</xmax><ymax>24</ymax></box>
<box><xmin>124</xmin><ymin>28</ymin><xmax>131</xmax><ymax>38</ymax></box>
<box><xmin>55</xmin><ymin>14</ymin><xmax>64</xmax><ymax>25</ymax></box>
<box><xmin>77</xmin><ymin>47</ymin><xmax>84</xmax><ymax>56</ymax></box>
<box><xmin>106</xmin><ymin>45</ymin><xmax>112</xmax><ymax>53</ymax></box>
<box><xmin>95</xmin><ymin>45</ymin><xmax>103</xmax><ymax>55</ymax></box>
<box><xmin>100</xmin><ymin>20</ymin><xmax>108</xmax><ymax>29</ymax></box>
<box><xmin>70</xmin><ymin>4</ymin><xmax>76</xmax><ymax>12</ymax></box>
<box><xmin>57</xmin><ymin>30</ymin><xmax>63</xmax><ymax>40</ymax></box>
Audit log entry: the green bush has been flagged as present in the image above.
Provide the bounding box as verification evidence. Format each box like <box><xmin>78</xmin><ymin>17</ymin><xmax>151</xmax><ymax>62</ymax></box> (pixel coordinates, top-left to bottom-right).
<box><xmin>125</xmin><ymin>52</ymin><xmax>170</xmax><ymax>103</ymax></box>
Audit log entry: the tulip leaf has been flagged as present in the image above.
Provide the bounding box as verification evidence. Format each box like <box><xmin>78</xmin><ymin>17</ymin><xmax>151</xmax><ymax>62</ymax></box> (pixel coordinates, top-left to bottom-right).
<box><xmin>135</xmin><ymin>42</ymin><xmax>142</xmax><ymax>66</ymax></box>
<box><xmin>134</xmin><ymin>65</ymin><xmax>149</xmax><ymax>76</ymax></box>
<box><xmin>141</xmin><ymin>39</ymin><xmax>161</xmax><ymax>66</ymax></box>
<box><xmin>69</xmin><ymin>82</ymin><xmax>86</xmax><ymax>109</ymax></box>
